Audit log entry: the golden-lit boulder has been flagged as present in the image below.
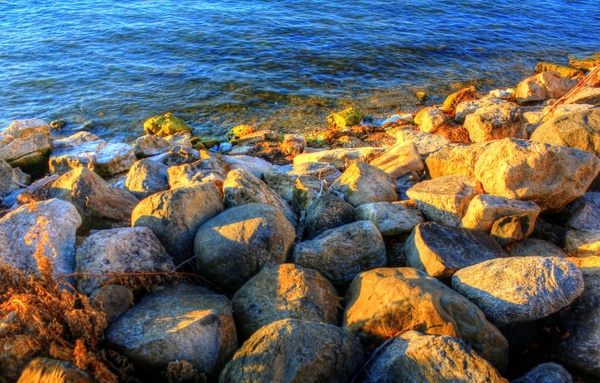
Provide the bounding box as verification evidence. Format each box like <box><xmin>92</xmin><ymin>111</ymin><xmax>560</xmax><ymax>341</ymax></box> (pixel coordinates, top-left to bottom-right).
<box><xmin>330</xmin><ymin>161</ymin><xmax>398</xmax><ymax>207</ymax></box>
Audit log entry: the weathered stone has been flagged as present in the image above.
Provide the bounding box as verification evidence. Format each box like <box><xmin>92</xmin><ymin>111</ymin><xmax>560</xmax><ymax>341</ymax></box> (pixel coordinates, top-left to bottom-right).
<box><xmin>512</xmin><ymin>362</ymin><xmax>573</xmax><ymax>383</ymax></box>
<box><xmin>343</xmin><ymin>267</ymin><xmax>508</xmax><ymax>370</ymax></box>
<box><xmin>442</xmin><ymin>85</ymin><xmax>478</xmax><ymax>112</ymax></box>
<box><xmin>263</xmin><ymin>162</ymin><xmax>341</xmax><ymax>203</ymax></box>
<box><xmin>0</xmin><ymin>132</ymin><xmax>51</xmax><ymax>169</ymax></box>
<box><xmin>280</xmin><ymin>133</ymin><xmax>306</xmax><ymax>156</ymax></box>
<box><xmin>474</xmin><ymin>138</ymin><xmax>600</xmax><ymax>212</ymax></box>
<box><xmin>535</xmin><ymin>62</ymin><xmax>583</xmax><ymax>78</ymax></box>
<box><xmin>293</xmin><ymin>147</ymin><xmax>386</xmax><ymax>171</ymax></box>
<box><xmin>167</xmin><ymin>156</ymin><xmax>226</xmax><ymax>190</ymax></box>
<box><xmin>52</xmin><ymin>131</ymin><xmax>100</xmax><ymax>148</ymax></box>
<box><xmin>355</xmin><ymin>331</ymin><xmax>507</xmax><ymax>383</ymax></box>
<box><xmin>194</xmin><ymin>203</ymin><xmax>295</xmax><ymax>294</ymax></box>
<box><xmin>515</xmin><ymin>71</ymin><xmax>576</xmax><ymax>103</ymax></box>
<box><xmin>407</xmin><ymin>175</ymin><xmax>483</xmax><ymax>226</ymax></box>
<box><xmin>425</xmin><ymin>142</ymin><xmax>493</xmax><ymax>179</ymax></box>
<box><xmin>389</xmin><ymin>128</ymin><xmax>450</xmax><ymax>159</ymax></box>
<box><xmin>223</xmin><ymin>168</ymin><xmax>298</xmax><ymax>227</ymax></box>
<box><xmin>355</xmin><ymin>201</ymin><xmax>424</xmax><ymax>236</ymax></box>
<box><xmin>451</xmin><ymin>256</ymin><xmax>584</xmax><ymax>326</ymax></box>
<box><xmin>396</xmin><ymin>172</ymin><xmax>419</xmax><ymax>200</ymax></box>
<box><xmin>90</xmin><ymin>284</ymin><xmax>134</xmax><ymax>324</ymax></box>
<box><xmin>106</xmin><ymin>285</ymin><xmax>237</xmax><ymax>378</ymax></box>
<box><xmin>49</xmin><ymin>138</ymin><xmax>105</xmax><ymax>175</ymax></box>
<box><xmin>304</xmin><ymin>192</ymin><xmax>355</xmax><ymax>239</ymax></box>
<box><xmin>326</xmin><ymin>107</ymin><xmax>363</xmax><ymax>130</ymax></box>
<box><xmin>0</xmin><ymin>199</ymin><xmax>81</xmax><ymax>279</ymax></box>
<box><xmin>226</xmin><ymin>124</ymin><xmax>255</xmax><ymax>140</ymax></box>
<box><xmin>490</xmin><ymin>214</ymin><xmax>531</xmax><ymax>245</ymax></box>
<box><xmin>369</xmin><ymin>142</ymin><xmax>424</xmax><ymax>178</ymax></box>
<box><xmin>292</xmin><ymin>220</ymin><xmax>387</xmax><ymax>292</ymax></box>
<box><xmin>94</xmin><ymin>142</ymin><xmax>136</xmax><ymax>177</ymax></box>
<box><xmin>454</xmin><ymin>97</ymin><xmax>504</xmax><ymax>123</ymax></box>
<box><xmin>563</xmin><ymin>192</ymin><xmax>600</xmax><ymax>231</ymax></box>
<box><xmin>133</xmin><ymin>134</ymin><xmax>172</xmax><ymax>157</ymax></box>
<box><xmin>565</xmin><ymin>229</ymin><xmax>600</xmax><ymax>257</ymax></box>
<box><xmin>540</xmin><ymin>103</ymin><xmax>596</xmax><ymax>123</ymax></box>
<box><xmin>531</xmin><ymin>220</ymin><xmax>568</xmax><ymax>247</ymax></box>
<box><xmin>464</xmin><ymin>101</ymin><xmax>526</xmax><ymax>143</ymax></box>
<box><xmin>163</xmin><ymin>145</ymin><xmax>200</xmax><ymax>166</ymax></box>
<box><xmin>290</xmin><ymin>175</ymin><xmax>322</xmax><ymax>211</ymax></box>
<box><xmin>220</xmin><ymin>154</ymin><xmax>274</xmax><ymax>179</ymax></box>
<box><xmin>506</xmin><ymin>238</ymin><xmax>567</xmax><ymax>258</ymax></box>
<box><xmin>132</xmin><ymin>183</ymin><xmax>224</xmax><ymax>264</ymax></box>
<box><xmin>220</xmin><ymin>318</ymin><xmax>363</xmax><ymax>383</ymax></box>
<box><xmin>164</xmin><ymin>131</ymin><xmax>192</xmax><ymax>147</ymax></box>
<box><xmin>236</xmin><ymin>130</ymin><xmax>280</xmax><ymax>146</ymax></box>
<box><xmin>0</xmin><ymin>158</ymin><xmax>23</xmax><ymax>197</ymax></box>
<box><xmin>413</xmin><ymin>106</ymin><xmax>446</xmax><ymax>133</ymax></box>
<box><xmin>405</xmin><ymin>222</ymin><xmax>505</xmax><ymax>281</ymax></box>
<box><xmin>143</xmin><ymin>112</ymin><xmax>192</xmax><ymax>137</ymax></box>
<box><xmin>75</xmin><ymin>227</ymin><xmax>174</xmax><ymax>295</ymax></box>
<box><xmin>17</xmin><ymin>357</ymin><xmax>94</xmax><ymax>383</ymax></box>
<box><xmin>564</xmin><ymin>86</ymin><xmax>600</xmax><ymax>105</ymax></box>
<box><xmin>1</xmin><ymin>118</ymin><xmax>50</xmax><ymax>139</ymax></box>
<box><xmin>231</xmin><ymin>264</ymin><xmax>339</xmax><ymax>340</ymax></box>
<box><xmin>124</xmin><ymin>159</ymin><xmax>169</xmax><ymax>199</ymax></box>
<box><xmin>331</xmin><ymin>162</ymin><xmax>397</xmax><ymax>207</ymax></box>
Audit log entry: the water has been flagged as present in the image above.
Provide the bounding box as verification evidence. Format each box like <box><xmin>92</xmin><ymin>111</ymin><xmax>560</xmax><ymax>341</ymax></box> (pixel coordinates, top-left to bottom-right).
<box><xmin>0</xmin><ymin>0</ymin><xmax>598</xmax><ymax>142</ymax></box>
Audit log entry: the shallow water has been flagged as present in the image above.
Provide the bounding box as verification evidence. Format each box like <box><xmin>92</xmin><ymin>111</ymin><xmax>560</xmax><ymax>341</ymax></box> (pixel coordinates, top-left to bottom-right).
<box><xmin>0</xmin><ymin>0</ymin><xmax>597</xmax><ymax>141</ymax></box>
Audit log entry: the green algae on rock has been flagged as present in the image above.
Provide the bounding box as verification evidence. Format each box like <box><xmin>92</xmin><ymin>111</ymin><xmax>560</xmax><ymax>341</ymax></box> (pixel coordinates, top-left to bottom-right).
<box><xmin>143</xmin><ymin>112</ymin><xmax>192</xmax><ymax>137</ymax></box>
<box><xmin>326</xmin><ymin>107</ymin><xmax>363</xmax><ymax>130</ymax></box>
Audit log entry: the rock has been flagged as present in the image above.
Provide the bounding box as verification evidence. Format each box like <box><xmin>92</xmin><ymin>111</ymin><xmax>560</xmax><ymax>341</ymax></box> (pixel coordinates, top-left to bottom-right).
<box><xmin>263</xmin><ymin>162</ymin><xmax>341</xmax><ymax>203</ymax></box>
<box><xmin>219</xmin><ymin>318</ymin><xmax>363</xmax><ymax>383</ymax></box>
<box><xmin>406</xmin><ymin>175</ymin><xmax>483</xmax><ymax>226</ymax></box>
<box><xmin>292</xmin><ymin>220</ymin><xmax>387</xmax><ymax>292</ymax></box>
<box><xmin>413</xmin><ymin>106</ymin><xmax>446</xmax><ymax>133</ymax></box>
<box><xmin>236</xmin><ymin>130</ymin><xmax>281</xmax><ymax>146</ymax></box>
<box><xmin>396</xmin><ymin>172</ymin><xmax>419</xmax><ymax>200</ymax></box>
<box><xmin>133</xmin><ymin>134</ymin><xmax>172</xmax><ymax>157</ymax></box>
<box><xmin>290</xmin><ymin>175</ymin><xmax>322</xmax><ymax>211</ymax></box>
<box><xmin>49</xmin><ymin>167</ymin><xmax>139</xmax><ymax>229</ymax></box>
<box><xmin>515</xmin><ymin>71</ymin><xmax>576</xmax><ymax>103</ymax></box>
<box><xmin>0</xmin><ymin>199</ymin><xmax>81</xmax><ymax>279</ymax></box>
<box><xmin>555</xmin><ymin>264</ymin><xmax>600</xmax><ymax>377</ymax></box>
<box><xmin>52</xmin><ymin>131</ymin><xmax>100</xmax><ymax>148</ymax></box>
<box><xmin>460</xmin><ymin>194</ymin><xmax>540</xmax><ymax>236</ymax></box>
<box><xmin>512</xmin><ymin>362</ymin><xmax>573</xmax><ymax>383</ymax></box>
<box><xmin>304</xmin><ymin>192</ymin><xmax>355</xmax><ymax>239</ymax></box>
<box><xmin>355</xmin><ymin>201</ymin><xmax>424</xmax><ymax>236</ymax></box>
<box><xmin>124</xmin><ymin>159</ymin><xmax>169</xmax><ymax>199</ymax></box>
<box><xmin>474</xmin><ymin>138</ymin><xmax>600</xmax><ymax>212</ymax></box>
<box><xmin>0</xmin><ymin>158</ymin><xmax>24</xmax><ymax>197</ymax></box>
<box><xmin>226</xmin><ymin>124</ymin><xmax>255</xmax><ymax>141</ymax></box>
<box><xmin>326</xmin><ymin>107</ymin><xmax>363</xmax><ymax>130</ymax></box>
<box><xmin>539</xmin><ymin>103</ymin><xmax>596</xmax><ymax>123</ymax></box>
<box><xmin>568</xmin><ymin>52</ymin><xmax>600</xmax><ymax>70</ymax></box>
<box><xmin>389</xmin><ymin>128</ymin><xmax>450</xmax><ymax>160</ymax></box>
<box><xmin>163</xmin><ymin>145</ymin><xmax>200</xmax><ymax>166</ymax></box>
<box><xmin>280</xmin><ymin>134</ymin><xmax>306</xmax><ymax>156</ymax></box>
<box><xmin>194</xmin><ymin>203</ymin><xmax>295</xmax><ymax>294</ymax></box>
<box><xmin>106</xmin><ymin>285</ymin><xmax>237</xmax><ymax>378</ymax></box>
<box><xmin>451</xmin><ymin>256</ymin><xmax>584</xmax><ymax>326</ymax></box>
<box><xmin>535</xmin><ymin>62</ymin><xmax>583</xmax><ymax>78</ymax></box>
<box><xmin>132</xmin><ymin>183</ymin><xmax>224</xmax><ymax>264</ymax></box>
<box><xmin>231</xmin><ymin>264</ymin><xmax>339</xmax><ymax>340</ymax></box>
<box><xmin>343</xmin><ymin>267</ymin><xmax>508</xmax><ymax>370</ymax></box>
<box><xmin>0</xmin><ymin>131</ymin><xmax>51</xmax><ymax>170</ymax></box>
<box><xmin>331</xmin><ymin>162</ymin><xmax>397</xmax><ymax>207</ymax></box>
<box><xmin>94</xmin><ymin>142</ymin><xmax>136</xmax><ymax>177</ymax></box>
<box><xmin>164</xmin><ymin>131</ymin><xmax>193</xmax><ymax>147</ymax></box>
<box><xmin>220</xmin><ymin>154</ymin><xmax>274</xmax><ymax>179</ymax></box>
<box><xmin>563</xmin><ymin>86</ymin><xmax>600</xmax><ymax>105</ymax></box>
<box><xmin>442</xmin><ymin>85</ymin><xmax>478</xmax><ymax>112</ymax></box>
<box><xmin>531</xmin><ymin>220</ymin><xmax>568</xmax><ymax>247</ymax></box>
<box><xmin>75</xmin><ymin>227</ymin><xmax>174</xmax><ymax>295</ymax></box>
<box><xmin>505</xmin><ymin>238</ymin><xmax>567</xmax><ymax>257</ymax></box>
<box><xmin>223</xmin><ymin>168</ymin><xmax>298</xmax><ymax>228</ymax></box>
<box><xmin>1</xmin><ymin>118</ymin><xmax>50</xmax><ymax>139</ymax></box>
<box><xmin>48</xmin><ymin>138</ymin><xmax>105</xmax><ymax>175</ymax></box>
<box><xmin>530</xmin><ymin>108</ymin><xmax>600</xmax><ymax>157</ymax></box>
<box><xmin>565</xmin><ymin>229</ymin><xmax>600</xmax><ymax>257</ymax></box>
<box><xmin>404</xmin><ymin>222</ymin><xmax>505</xmax><ymax>281</ymax></box>
<box><xmin>464</xmin><ymin>101</ymin><xmax>526</xmax><ymax>142</ymax></box>
<box><xmin>17</xmin><ymin>357</ymin><xmax>94</xmax><ymax>383</ymax></box>
<box><xmin>143</xmin><ymin>112</ymin><xmax>192</xmax><ymax>137</ymax></box>
<box><xmin>293</xmin><ymin>147</ymin><xmax>386</xmax><ymax>171</ymax></box>
<box><xmin>355</xmin><ymin>331</ymin><xmax>507</xmax><ymax>383</ymax></box>
<box><xmin>369</xmin><ymin>142</ymin><xmax>424</xmax><ymax>178</ymax></box>
<box><xmin>425</xmin><ymin>142</ymin><xmax>493</xmax><ymax>179</ymax></box>
<box><xmin>167</xmin><ymin>156</ymin><xmax>226</xmax><ymax>190</ymax></box>
<box><xmin>454</xmin><ymin>97</ymin><xmax>504</xmax><ymax>123</ymax></box>
<box><xmin>563</xmin><ymin>192</ymin><xmax>600</xmax><ymax>231</ymax></box>
<box><xmin>90</xmin><ymin>284</ymin><xmax>134</xmax><ymax>324</ymax></box>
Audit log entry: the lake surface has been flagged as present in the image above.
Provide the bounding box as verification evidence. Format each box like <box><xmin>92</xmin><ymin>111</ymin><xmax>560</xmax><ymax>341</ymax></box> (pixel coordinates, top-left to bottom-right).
<box><xmin>0</xmin><ymin>0</ymin><xmax>597</xmax><ymax>141</ymax></box>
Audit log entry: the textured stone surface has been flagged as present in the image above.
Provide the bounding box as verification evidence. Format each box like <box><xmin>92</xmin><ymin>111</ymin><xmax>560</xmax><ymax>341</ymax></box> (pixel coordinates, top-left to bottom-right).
<box><xmin>490</xmin><ymin>213</ymin><xmax>532</xmax><ymax>245</ymax></box>
<box><xmin>564</xmin><ymin>86</ymin><xmax>600</xmax><ymax>105</ymax></box>
<box><xmin>512</xmin><ymin>362</ymin><xmax>573</xmax><ymax>383</ymax></box>
<box><xmin>505</xmin><ymin>238</ymin><xmax>567</xmax><ymax>258</ymax></box>
<box><xmin>464</xmin><ymin>101</ymin><xmax>526</xmax><ymax>143</ymax></box>
<box><xmin>515</xmin><ymin>71</ymin><xmax>576</xmax><ymax>103</ymax></box>
<box><xmin>0</xmin><ymin>119</ymin><xmax>51</xmax><ymax>169</ymax></box>
<box><xmin>355</xmin><ymin>201</ymin><xmax>424</xmax><ymax>236</ymax></box>
<box><xmin>565</xmin><ymin>229</ymin><xmax>600</xmax><ymax>257</ymax></box>
<box><xmin>163</xmin><ymin>145</ymin><xmax>200</xmax><ymax>166</ymax></box>
<box><xmin>133</xmin><ymin>134</ymin><xmax>172</xmax><ymax>157</ymax></box>
<box><xmin>49</xmin><ymin>140</ymin><xmax>136</xmax><ymax>177</ymax></box>
<box><xmin>442</xmin><ymin>85</ymin><xmax>478</xmax><ymax>113</ymax></box>
<box><xmin>124</xmin><ymin>159</ymin><xmax>169</xmax><ymax>199</ymax></box>
<box><xmin>454</xmin><ymin>97</ymin><xmax>504</xmax><ymax>123</ymax></box>
<box><xmin>304</xmin><ymin>192</ymin><xmax>355</xmax><ymax>239</ymax></box>
<box><xmin>219</xmin><ymin>319</ymin><xmax>364</xmax><ymax>383</ymax></box>
<box><xmin>563</xmin><ymin>192</ymin><xmax>600</xmax><ymax>231</ymax></box>
<box><xmin>369</xmin><ymin>142</ymin><xmax>424</xmax><ymax>178</ymax></box>
<box><xmin>167</xmin><ymin>157</ymin><xmax>227</xmax><ymax>190</ymax></box>
<box><xmin>263</xmin><ymin>162</ymin><xmax>341</xmax><ymax>203</ymax></box>
<box><xmin>293</xmin><ymin>146</ymin><xmax>385</xmax><ymax>171</ymax></box>
<box><xmin>0</xmin><ymin>158</ymin><xmax>24</xmax><ymax>197</ymax></box>
<box><xmin>343</xmin><ymin>267</ymin><xmax>508</xmax><ymax>370</ymax></box>
<box><xmin>414</xmin><ymin>106</ymin><xmax>447</xmax><ymax>133</ymax></box>
<box><xmin>330</xmin><ymin>161</ymin><xmax>398</xmax><ymax>207</ymax></box>
<box><xmin>90</xmin><ymin>284</ymin><xmax>134</xmax><ymax>324</ymax></box>
<box><xmin>451</xmin><ymin>256</ymin><xmax>584</xmax><ymax>326</ymax></box>
<box><xmin>143</xmin><ymin>112</ymin><xmax>192</xmax><ymax>137</ymax></box>
<box><xmin>389</xmin><ymin>128</ymin><xmax>450</xmax><ymax>159</ymax></box>
<box><xmin>474</xmin><ymin>138</ymin><xmax>600</xmax><ymax>212</ymax></box>
<box><xmin>405</xmin><ymin>222</ymin><xmax>505</xmax><ymax>281</ymax></box>
<box><xmin>17</xmin><ymin>357</ymin><xmax>94</xmax><ymax>383</ymax></box>
<box><xmin>280</xmin><ymin>133</ymin><xmax>306</xmax><ymax>156</ymax></box>
<box><xmin>425</xmin><ymin>142</ymin><xmax>492</xmax><ymax>179</ymax></box>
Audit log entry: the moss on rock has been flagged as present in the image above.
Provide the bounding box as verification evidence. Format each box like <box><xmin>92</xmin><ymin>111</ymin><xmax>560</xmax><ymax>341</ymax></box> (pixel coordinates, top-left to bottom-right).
<box><xmin>143</xmin><ymin>112</ymin><xmax>192</xmax><ymax>137</ymax></box>
<box><xmin>326</xmin><ymin>107</ymin><xmax>363</xmax><ymax>130</ymax></box>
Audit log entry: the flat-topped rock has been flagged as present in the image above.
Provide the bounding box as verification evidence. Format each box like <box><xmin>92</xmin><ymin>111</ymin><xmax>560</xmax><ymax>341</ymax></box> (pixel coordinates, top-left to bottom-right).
<box><xmin>369</xmin><ymin>142</ymin><xmax>424</xmax><ymax>178</ymax></box>
<box><xmin>167</xmin><ymin>157</ymin><xmax>227</xmax><ymax>190</ymax></box>
<box><xmin>263</xmin><ymin>162</ymin><xmax>341</xmax><ymax>203</ymax></box>
<box><xmin>425</xmin><ymin>142</ymin><xmax>493</xmax><ymax>179</ymax></box>
<box><xmin>133</xmin><ymin>134</ymin><xmax>172</xmax><ymax>157</ymax></box>
<box><xmin>388</xmin><ymin>128</ymin><xmax>450</xmax><ymax>160</ymax></box>
<box><xmin>464</xmin><ymin>100</ymin><xmax>526</xmax><ymax>143</ymax></box>
<box><xmin>293</xmin><ymin>147</ymin><xmax>385</xmax><ymax>171</ymax></box>
<box><xmin>355</xmin><ymin>201</ymin><xmax>423</xmax><ymax>236</ymax></box>
<box><xmin>454</xmin><ymin>97</ymin><xmax>504</xmax><ymax>123</ymax></box>
<box><xmin>564</xmin><ymin>86</ymin><xmax>600</xmax><ymax>105</ymax></box>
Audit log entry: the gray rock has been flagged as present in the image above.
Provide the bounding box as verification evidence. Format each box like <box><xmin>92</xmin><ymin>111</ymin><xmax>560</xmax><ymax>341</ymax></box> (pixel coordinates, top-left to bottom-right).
<box><xmin>220</xmin><ymin>154</ymin><xmax>274</xmax><ymax>179</ymax></box>
<box><xmin>451</xmin><ymin>256</ymin><xmax>584</xmax><ymax>326</ymax></box>
<box><xmin>17</xmin><ymin>357</ymin><xmax>94</xmax><ymax>383</ymax></box>
<box><xmin>565</xmin><ymin>229</ymin><xmax>600</xmax><ymax>257</ymax></box>
<box><xmin>512</xmin><ymin>362</ymin><xmax>573</xmax><ymax>383</ymax></box>
<box><xmin>94</xmin><ymin>142</ymin><xmax>136</xmax><ymax>177</ymax></box>
<box><xmin>49</xmin><ymin>137</ymin><xmax>105</xmax><ymax>175</ymax></box>
<box><xmin>505</xmin><ymin>238</ymin><xmax>567</xmax><ymax>258</ymax></box>
<box><xmin>562</xmin><ymin>192</ymin><xmax>600</xmax><ymax>231</ymax></box>
<box><xmin>163</xmin><ymin>145</ymin><xmax>200</xmax><ymax>166</ymax></box>
<box><xmin>280</xmin><ymin>133</ymin><xmax>306</xmax><ymax>155</ymax></box>
<box><xmin>133</xmin><ymin>134</ymin><xmax>172</xmax><ymax>157</ymax></box>
<box><xmin>330</xmin><ymin>161</ymin><xmax>398</xmax><ymax>207</ymax></box>
<box><xmin>454</xmin><ymin>97</ymin><xmax>505</xmax><ymax>123</ymax></box>
<box><xmin>219</xmin><ymin>318</ymin><xmax>364</xmax><ymax>383</ymax></box>
<box><xmin>0</xmin><ymin>158</ymin><xmax>24</xmax><ymax>197</ymax></box>
<box><xmin>304</xmin><ymin>192</ymin><xmax>355</xmax><ymax>239</ymax></box>
<box><xmin>396</xmin><ymin>172</ymin><xmax>419</xmax><ymax>201</ymax></box>
<box><xmin>405</xmin><ymin>222</ymin><xmax>505</xmax><ymax>282</ymax></box>
<box><xmin>355</xmin><ymin>201</ymin><xmax>424</xmax><ymax>236</ymax></box>
<box><xmin>292</xmin><ymin>220</ymin><xmax>387</xmax><ymax>292</ymax></box>
<box><xmin>0</xmin><ymin>119</ymin><xmax>52</xmax><ymax>170</ymax></box>
<box><xmin>464</xmin><ymin>101</ymin><xmax>526</xmax><ymax>143</ymax></box>
<box><xmin>293</xmin><ymin>146</ymin><xmax>386</xmax><ymax>171</ymax></box>
<box><xmin>194</xmin><ymin>203</ymin><xmax>295</xmax><ymax>294</ymax></box>
<box><xmin>90</xmin><ymin>284</ymin><xmax>134</xmax><ymax>324</ymax></box>
<box><xmin>124</xmin><ymin>159</ymin><xmax>169</xmax><ymax>199</ymax></box>
<box><xmin>388</xmin><ymin>128</ymin><xmax>451</xmax><ymax>160</ymax></box>
<box><xmin>263</xmin><ymin>162</ymin><xmax>341</xmax><ymax>203</ymax></box>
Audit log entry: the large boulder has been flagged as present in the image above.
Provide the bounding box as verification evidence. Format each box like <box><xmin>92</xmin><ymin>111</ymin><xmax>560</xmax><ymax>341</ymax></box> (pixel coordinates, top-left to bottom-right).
<box><xmin>124</xmin><ymin>158</ymin><xmax>169</xmax><ymax>199</ymax></box>
<box><xmin>75</xmin><ymin>227</ymin><xmax>174</xmax><ymax>295</ymax></box>
<box><xmin>474</xmin><ymin>138</ymin><xmax>600</xmax><ymax>212</ymax></box>
<box><xmin>292</xmin><ymin>220</ymin><xmax>387</xmax><ymax>292</ymax></box>
<box><xmin>132</xmin><ymin>183</ymin><xmax>224</xmax><ymax>264</ymax></box>
<box><xmin>231</xmin><ymin>264</ymin><xmax>339</xmax><ymax>340</ymax></box>
<box><xmin>355</xmin><ymin>201</ymin><xmax>424</xmax><ymax>236</ymax></box>
<box><xmin>404</xmin><ymin>222</ymin><xmax>505</xmax><ymax>282</ymax></box>
<box><xmin>451</xmin><ymin>256</ymin><xmax>584</xmax><ymax>326</ymax></box>
<box><xmin>105</xmin><ymin>284</ymin><xmax>237</xmax><ymax>379</ymax></box>
<box><xmin>343</xmin><ymin>267</ymin><xmax>508</xmax><ymax>370</ymax></box>
<box><xmin>463</xmin><ymin>101</ymin><xmax>526</xmax><ymax>143</ymax></box>
<box><xmin>219</xmin><ymin>318</ymin><xmax>364</xmax><ymax>383</ymax></box>
<box><xmin>406</xmin><ymin>175</ymin><xmax>483</xmax><ymax>226</ymax></box>
<box><xmin>0</xmin><ymin>121</ymin><xmax>51</xmax><ymax>170</ymax></box>
<box><xmin>194</xmin><ymin>203</ymin><xmax>295</xmax><ymax>294</ymax></box>
<box><xmin>143</xmin><ymin>112</ymin><xmax>192</xmax><ymax>137</ymax></box>
<box><xmin>355</xmin><ymin>331</ymin><xmax>507</xmax><ymax>383</ymax></box>
<box><xmin>133</xmin><ymin>134</ymin><xmax>173</xmax><ymax>157</ymax></box>
<box><xmin>167</xmin><ymin>156</ymin><xmax>227</xmax><ymax>190</ymax></box>
<box><xmin>304</xmin><ymin>192</ymin><xmax>355</xmax><ymax>239</ymax></box>
<box><xmin>293</xmin><ymin>147</ymin><xmax>386</xmax><ymax>171</ymax></box>
<box><xmin>263</xmin><ymin>162</ymin><xmax>341</xmax><ymax>203</ymax></box>
<box><xmin>369</xmin><ymin>142</ymin><xmax>424</xmax><ymax>178</ymax></box>
<box><xmin>512</xmin><ymin>363</ymin><xmax>573</xmax><ymax>383</ymax></box>
<box><xmin>454</xmin><ymin>97</ymin><xmax>504</xmax><ymax>123</ymax></box>
<box><xmin>515</xmin><ymin>71</ymin><xmax>576</xmax><ymax>103</ymax></box>
<box><xmin>425</xmin><ymin>142</ymin><xmax>493</xmax><ymax>179</ymax></box>
<box><xmin>330</xmin><ymin>161</ymin><xmax>397</xmax><ymax>207</ymax></box>
<box><xmin>505</xmin><ymin>238</ymin><xmax>567</xmax><ymax>258</ymax></box>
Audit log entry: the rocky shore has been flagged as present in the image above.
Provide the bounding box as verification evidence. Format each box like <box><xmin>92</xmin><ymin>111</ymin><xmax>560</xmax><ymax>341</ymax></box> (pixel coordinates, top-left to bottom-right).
<box><xmin>1</xmin><ymin>56</ymin><xmax>600</xmax><ymax>383</ymax></box>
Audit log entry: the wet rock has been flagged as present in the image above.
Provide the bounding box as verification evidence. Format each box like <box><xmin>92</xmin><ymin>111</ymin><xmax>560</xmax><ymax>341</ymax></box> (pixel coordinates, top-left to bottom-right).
<box><xmin>263</xmin><ymin>162</ymin><xmax>341</xmax><ymax>203</ymax></box>
<box><xmin>143</xmin><ymin>112</ymin><xmax>193</xmax><ymax>137</ymax></box>
<box><xmin>442</xmin><ymin>85</ymin><xmax>478</xmax><ymax>113</ymax></box>
<box><xmin>464</xmin><ymin>101</ymin><xmax>526</xmax><ymax>142</ymax></box>
<box><xmin>451</xmin><ymin>256</ymin><xmax>584</xmax><ymax>326</ymax></box>
<box><xmin>355</xmin><ymin>331</ymin><xmax>507</xmax><ymax>383</ymax></box>
<box><xmin>474</xmin><ymin>138</ymin><xmax>600</xmax><ymax>212</ymax></box>
<box><xmin>163</xmin><ymin>145</ymin><xmax>200</xmax><ymax>166</ymax></box>
<box><xmin>565</xmin><ymin>229</ymin><xmax>600</xmax><ymax>257</ymax></box>
<box><xmin>17</xmin><ymin>357</ymin><xmax>94</xmax><ymax>383</ymax></box>
<box><xmin>330</xmin><ymin>161</ymin><xmax>397</xmax><ymax>207</ymax></box>
<box><xmin>219</xmin><ymin>318</ymin><xmax>363</xmax><ymax>383</ymax></box>
<box><xmin>355</xmin><ymin>201</ymin><xmax>424</xmax><ymax>236</ymax></box>
<box><xmin>293</xmin><ymin>146</ymin><xmax>386</xmax><ymax>171</ymax></box>
<box><xmin>90</xmin><ymin>284</ymin><xmax>134</xmax><ymax>324</ymax></box>
<box><xmin>413</xmin><ymin>106</ymin><xmax>446</xmax><ymax>133</ymax></box>
<box><xmin>75</xmin><ymin>227</ymin><xmax>174</xmax><ymax>295</ymax></box>
<box><xmin>326</xmin><ymin>107</ymin><xmax>363</xmax><ymax>130</ymax></box>
<box><xmin>194</xmin><ymin>203</ymin><xmax>295</xmax><ymax>294</ymax></box>
<box><xmin>369</xmin><ymin>142</ymin><xmax>424</xmax><ymax>178</ymax></box>
<box><xmin>292</xmin><ymin>220</ymin><xmax>387</xmax><ymax>292</ymax></box>
<box><xmin>406</xmin><ymin>175</ymin><xmax>483</xmax><ymax>226</ymax></box>
<box><xmin>231</xmin><ymin>264</ymin><xmax>339</xmax><ymax>340</ymax></box>
<box><xmin>425</xmin><ymin>142</ymin><xmax>493</xmax><ymax>179</ymax></box>
<box><xmin>343</xmin><ymin>267</ymin><xmax>508</xmax><ymax>370</ymax></box>
<box><xmin>405</xmin><ymin>222</ymin><xmax>504</xmax><ymax>282</ymax></box>
<box><xmin>133</xmin><ymin>134</ymin><xmax>172</xmax><ymax>157</ymax></box>
<box><xmin>388</xmin><ymin>128</ymin><xmax>450</xmax><ymax>160</ymax></box>
<box><xmin>454</xmin><ymin>97</ymin><xmax>504</xmax><ymax>123</ymax></box>
<box><xmin>280</xmin><ymin>133</ymin><xmax>306</xmax><ymax>156</ymax></box>
<box><xmin>515</xmin><ymin>71</ymin><xmax>576</xmax><ymax>103</ymax></box>
<box><xmin>304</xmin><ymin>192</ymin><xmax>355</xmax><ymax>239</ymax></box>
<box><xmin>505</xmin><ymin>238</ymin><xmax>567</xmax><ymax>257</ymax></box>
<box><xmin>563</xmin><ymin>192</ymin><xmax>600</xmax><ymax>231</ymax></box>
<box><xmin>124</xmin><ymin>159</ymin><xmax>169</xmax><ymax>199</ymax></box>
<box><xmin>132</xmin><ymin>183</ymin><xmax>223</xmax><ymax>264</ymax></box>
<box><xmin>512</xmin><ymin>362</ymin><xmax>573</xmax><ymax>383</ymax></box>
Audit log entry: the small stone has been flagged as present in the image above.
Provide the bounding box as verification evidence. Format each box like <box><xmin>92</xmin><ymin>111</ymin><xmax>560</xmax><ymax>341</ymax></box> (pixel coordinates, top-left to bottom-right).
<box><xmin>490</xmin><ymin>213</ymin><xmax>531</xmax><ymax>245</ymax></box>
<box><xmin>293</xmin><ymin>146</ymin><xmax>386</xmax><ymax>171</ymax></box>
<box><xmin>49</xmin><ymin>119</ymin><xmax>68</xmax><ymax>130</ymax></box>
<box><xmin>280</xmin><ymin>134</ymin><xmax>306</xmax><ymax>156</ymax></box>
<box><xmin>133</xmin><ymin>134</ymin><xmax>172</xmax><ymax>157</ymax></box>
<box><xmin>512</xmin><ymin>362</ymin><xmax>573</xmax><ymax>383</ymax></box>
<box><xmin>163</xmin><ymin>145</ymin><xmax>200</xmax><ymax>166</ymax></box>
<box><xmin>389</xmin><ymin>128</ymin><xmax>450</xmax><ymax>160</ymax></box>
<box><xmin>124</xmin><ymin>159</ymin><xmax>169</xmax><ymax>199</ymax></box>
<box><xmin>90</xmin><ymin>285</ymin><xmax>134</xmax><ymax>324</ymax></box>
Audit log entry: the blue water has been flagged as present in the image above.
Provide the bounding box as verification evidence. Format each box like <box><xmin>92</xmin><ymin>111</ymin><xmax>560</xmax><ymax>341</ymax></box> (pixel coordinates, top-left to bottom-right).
<box><xmin>0</xmin><ymin>0</ymin><xmax>598</xmax><ymax>142</ymax></box>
